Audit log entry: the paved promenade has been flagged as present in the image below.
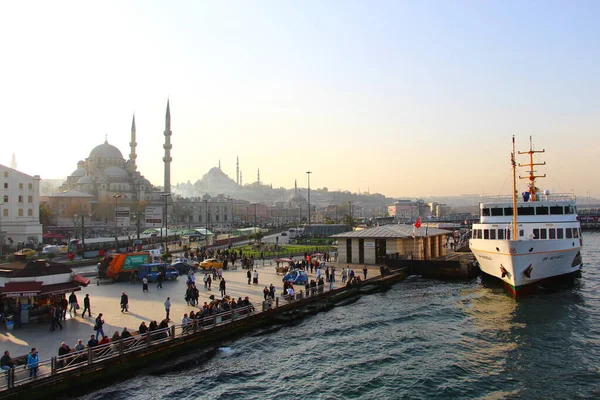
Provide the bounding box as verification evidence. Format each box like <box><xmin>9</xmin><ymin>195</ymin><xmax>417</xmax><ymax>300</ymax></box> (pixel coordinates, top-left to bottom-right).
<box><xmin>0</xmin><ymin>261</ymin><xmax>381</xmax><ymax>362</ymax></box>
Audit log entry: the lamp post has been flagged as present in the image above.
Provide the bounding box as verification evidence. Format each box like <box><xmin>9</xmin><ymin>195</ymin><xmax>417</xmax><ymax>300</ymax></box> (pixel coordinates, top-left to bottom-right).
<box><xmin>348</xmin><ymin>201</ymin><xmax>353</xmax><ymax>230</ymax></box>
<box><xmin>204</xmin><ymin>199</ymin><xmax>209</xmax><ymax>248</ymax></box>
<box><xmin>162</xmin><ymin>193</ymin><xmax>171</xmax><ymax>252</ymax></box>
<box><xmin>306</xmin><ymin>171</ymin><xmax>312</xmax><ymax>225</ymax></box>
<box><xmin>253</xmin><ymin>204</ymin><xmax>257</xmax><ymax>237</ymax></box>
<box><xmin>113</xmin><ymin>194</ymin><xmax>121</xmax><ymax>252</ymax></box>
<box><xmin>135</xmin><ymin>212</ymin><xmax>142</xmax><ymax>241</ymax></box>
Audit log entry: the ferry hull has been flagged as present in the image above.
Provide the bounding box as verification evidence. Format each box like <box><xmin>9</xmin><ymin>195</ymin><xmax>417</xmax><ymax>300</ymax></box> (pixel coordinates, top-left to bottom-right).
<box><xmin>470</xmin><ymin>238</ymin><xmax>583</xmax><ymax>295</ymax></box>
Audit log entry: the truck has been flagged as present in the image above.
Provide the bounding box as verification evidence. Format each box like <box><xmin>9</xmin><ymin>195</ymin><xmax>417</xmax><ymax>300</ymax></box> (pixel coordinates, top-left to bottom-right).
<box><xmin>105</xmin><ymin>252</ymin><xmax>152</xmax><ymax>281</ymax></box>
<box><xmin>137</xmin><ymin>263</ymin><xmax>179</xmax><ymax>282</ymax></box>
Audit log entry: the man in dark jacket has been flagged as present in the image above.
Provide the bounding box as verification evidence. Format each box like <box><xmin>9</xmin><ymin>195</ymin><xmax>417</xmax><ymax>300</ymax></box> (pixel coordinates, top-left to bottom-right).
<box><xmin>68</xmin><ymin>291</ymin><xmax>78</xmax><ymax>316</ymax></box>
<box><xmin>82</xmin><ymin>294</ymin><xmax>91</xmax><ymax>317</ymax></box>
<box><xmin>120</xmin><ymin>292</ymin><xmax>129</xmax><ymax>313</ymax></box>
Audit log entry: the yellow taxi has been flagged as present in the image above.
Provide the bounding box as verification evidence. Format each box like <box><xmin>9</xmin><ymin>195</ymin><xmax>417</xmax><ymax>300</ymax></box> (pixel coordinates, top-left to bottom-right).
<box><xmin>14</xmin><ymin>248</ymin><xmax>37</xmax><ymax>257</ymax></box>
<box><xmin>199</xmin><ymin>258</ymin><xmax>223</xmax><ymax>270</ymax></box>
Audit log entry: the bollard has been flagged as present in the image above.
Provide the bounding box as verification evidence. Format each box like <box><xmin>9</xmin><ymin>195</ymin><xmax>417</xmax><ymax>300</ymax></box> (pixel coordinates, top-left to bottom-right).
<box><xmin>171</xmin><ymin>326</ymin><xmax>176</xmax><ymax>339</ymax></box>
<box><xmin>275</xmin><ymin>297</ymin><xmax>279</xmax><ymax>307</ymax></box>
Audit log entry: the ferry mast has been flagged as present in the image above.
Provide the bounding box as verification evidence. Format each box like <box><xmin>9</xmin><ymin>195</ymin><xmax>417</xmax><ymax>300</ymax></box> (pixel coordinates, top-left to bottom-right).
<box><xmin>518</xmin><ymin>136</ymin><xmax>546</xmax><ymax>202</ymax></box>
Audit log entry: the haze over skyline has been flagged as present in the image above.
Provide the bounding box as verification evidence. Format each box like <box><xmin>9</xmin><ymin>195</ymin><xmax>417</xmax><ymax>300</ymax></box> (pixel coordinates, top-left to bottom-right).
<box><xmin>1</xmin><ymin>1</ymin><xmax>599</xmax><ymax>199</ymax></box>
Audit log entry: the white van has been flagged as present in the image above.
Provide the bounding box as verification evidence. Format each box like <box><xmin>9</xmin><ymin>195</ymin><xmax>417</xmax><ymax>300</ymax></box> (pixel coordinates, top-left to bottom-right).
<box><xmin>42</xmin><ymin>245</ymin><xmax>58</xmax><ymax>254</ymax></box>
<box><xmin>148</xmin><ymin>249</ymin><xmax>162</xmax><ymax>263</ymax></box>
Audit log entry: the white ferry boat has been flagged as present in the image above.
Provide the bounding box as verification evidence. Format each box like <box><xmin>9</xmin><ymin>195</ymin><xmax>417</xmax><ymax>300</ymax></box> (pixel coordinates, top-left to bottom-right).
<box><xmin>469</xmin><ymin>137</ymin><xmax>583</xmax><ymax>296</ymax></box>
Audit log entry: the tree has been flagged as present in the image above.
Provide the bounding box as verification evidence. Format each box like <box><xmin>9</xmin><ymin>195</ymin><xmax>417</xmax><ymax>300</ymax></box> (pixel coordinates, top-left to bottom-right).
<box><xmin>39</xmin><ymin>203</ymin><xmax>55</xmax><ymax>229</ymax></box>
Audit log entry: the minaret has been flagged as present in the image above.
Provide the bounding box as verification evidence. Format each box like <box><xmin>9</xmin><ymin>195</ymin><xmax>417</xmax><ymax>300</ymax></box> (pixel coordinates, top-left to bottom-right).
<box><xmin>294</xmin><ymin>179</ymin><xmax>297</xmax><ymax>195</ymax></box>
<box><xmin>218</xmin><ymin>160</ymin><xmax>221</xmax><ymax>170</ymax></box>
<box><xmin>257</xmin><ymin>168</ymin><xmax>260</xmax><ymax>184</ymax></box>
<box><xmin>236</xmin><ymin>156</ymin><xmax>239</xmax><ymax>185</ymax></box>
<box><xmin>129</xmin><ymin>114</ymin><xmax>137</xmax><ymax>170</ymax></box>
<box><xmin>163</xmin><ymin>100</ymin><xmax>172</xmax><ymax>193</ymax></box>
<box><xmin>10</xmin><ymin>153</ymin><xmax>16</xmax><ymax>169</ymax></box>
<box><xmin>240</xmin><ymin>171</ymin><xmax>243</xmax><ymax>186</ymax></box>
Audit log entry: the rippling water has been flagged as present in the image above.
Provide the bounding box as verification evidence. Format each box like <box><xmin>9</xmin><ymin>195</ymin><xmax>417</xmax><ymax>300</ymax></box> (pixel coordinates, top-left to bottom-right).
<box><xmin>78</xmin><ymin>232</ymin><xmax>600</xmax><ymax>400</ymax></box>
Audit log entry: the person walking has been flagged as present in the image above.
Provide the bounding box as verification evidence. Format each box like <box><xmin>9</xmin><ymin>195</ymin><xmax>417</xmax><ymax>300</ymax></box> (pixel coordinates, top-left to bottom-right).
<box><xmin>247</xmin><ymin>269</ymin><xmax>251</xmax><ymax>285</ymax></box>
<box><xmin>219</xmin><ymin>278</ymin><xmax>226</xmax><ymax>297</ymax></box>
<box><xmin>203</xmin><ymin>273</ymin><xmax>208</xmax><ymax>289</ymax></box>
<box><xmin>253</xmin><ymin>270</ymin><xmax>259</xmax><ymax>285</ymax></box>
<box><xmin>363</xmin><ymin>266</ymin><xmax>368</xmax><ymax>280</ymax></box>
<box><xmin>94</xmin><ymin>314</ymin><xmax>105</xmax><ymax>340</ymax></box>
<box><xmin>50</xmin><ymin>304</ymin><xmax>63</xmax><ymax>331</ymax></box>
<box><xmin>156</xmin><ymin>272</ymin><xmax>163</xmax><ymax>289</ymax></box>
<box><xmin>341</xmin><ymin>268</ymin><xmax>347</xmax><ymax>284</ymax></box>
<box><xmin>68</xmin><ymin>291</ymin><xmax>78</xmax><ymax>316</ymax></box>
<box><xmin>26</xmin><ymin>348</ymin><xmax>39</xmax><ymax>378</ymax></box>
<box><xmin>142</xmin><ymin>277</ymin><xmax>149</xmax><ymax>292</ymax></box>
<box><xmin>120</xmin><ymin>291</ymin><xmax>129</xmax><ymax>313</ymax></box>
<box><xmin>82</xmin><ymin>294</ymin><xmax>91</xmax><ymax>317</ymax></box>
<box><xmin>164</xmin><ymin>297</ymin><xmax>171</xmax><ymax>321</ymax></box>
<box><xmin>207</xmin><ymin>275</ymin><xmax>212</xmax><ymax>290</ymax></box>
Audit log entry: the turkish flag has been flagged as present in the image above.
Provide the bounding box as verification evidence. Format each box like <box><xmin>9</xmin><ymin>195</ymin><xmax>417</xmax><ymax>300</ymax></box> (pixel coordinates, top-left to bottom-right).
<box><xmin>414</xmin><ymin>217</ymin><xmax>421</xmax><ymax>229</ymax></box>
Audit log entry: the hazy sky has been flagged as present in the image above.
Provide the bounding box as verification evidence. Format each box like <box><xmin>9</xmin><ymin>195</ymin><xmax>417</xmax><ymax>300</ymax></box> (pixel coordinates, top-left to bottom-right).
<box><xmin>1</xmin><ymin>1</ymin><xmax>599</xmax><ymax>198</ymax></box>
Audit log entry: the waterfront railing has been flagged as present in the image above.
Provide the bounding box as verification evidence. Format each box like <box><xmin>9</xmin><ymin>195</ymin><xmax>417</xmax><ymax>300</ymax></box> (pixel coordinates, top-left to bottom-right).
<box><xmin>0</xmin><ymin>280</ymin><xmax>348</xmax><ymax>392</ymax></box>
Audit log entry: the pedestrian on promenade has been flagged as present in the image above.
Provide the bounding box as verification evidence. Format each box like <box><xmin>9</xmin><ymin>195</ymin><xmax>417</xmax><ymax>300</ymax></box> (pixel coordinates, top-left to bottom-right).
<box><xmin>68</xmin><ymin>291</ymin><xmax>78</xmax><ymax>316</ymax></box>
<box><xmin>57</xmin><ymin>342</ymin><xmax>71</xmax><ymax>368</ymax></box>
<box><xmin>88</xmin><ymin>335</ymin><xmax>98</xmax><ymax>348</ymax></box>
<box><xmin>203</xmin><ymin>274</ymin><xmax>208</xmax><ymax>289</ymax></box>
<box><xmin>50</xmin><ymin>305</ymin><xmax>63</xmax><ymax>331</ymax></box>
<box><xmin>94</xmin><ymin>314</ymin><xmax>105</xmax><ymax>340</ymax></box>
<box><xmin>61</xmin><ymin>296</ymin><xmax>68</xmax><ymax>320</ymax></box>
<box><xmin>263</xmin><ymin>286</ymin><xmax>269</xmax><ymax>301</ymax></box>
<box><xmin>363</xmin><ymin>266</ymin><xmax>368</xmax><ymax>280</ymax></box>
<box><xmin>1</xmin><ymin>351</ymin><xmax>15</xmax><ymax>372</ymax></box>
<box><xmin>164</xmin><ymin>297</ymin><xmax>171</xmax><ymax>321</ymax></box>
<box><xmin>27</xmin><ymin>348</ymin><xmax>39</xmax><ymax>378</ymax></box>
<box><xmin>269</xmin><ymin>283</ymin><xmax>275</xmax><ymax>299</ymax></box>
<box><xmin>82</xmin><ymin>294</ymin><xmax>91</xmax><ymax>317</ymax></box>
<box><xmin>142</xmin><ymin>277</ymin><xmax>149</xmax><ymax>292</ymax></box>
<box><xmin>247</xmin><ymin>269</ymin><xmax>251</xmax><ymax>285</ymax></box>
<box><xmin>341</xmin><ymin>268</ymin><xmax>347</xmax><ymax>284</ymax></box>
<box><xmin>74</xmin><ymin>339</ymin><xmax>85</xmax><ymax>352</ymax></box>
<box><xmin>207</xmin><ymin>275</ymin><xmax>212</xmax><ymax>290</ymax></box>
<box><xmin>120</xmin><ymin>291</ymin><xmax>129</xmax><ymax>313</ymax></box>
<box><xmin>219</xmin><ymin>278</ymin><xmax>226</xmax><ymax>297</ymax></box>
<box><xmin>157</xmin><ymin>272</ymin><xmax>163</xmax><ymax>289</ymax></box>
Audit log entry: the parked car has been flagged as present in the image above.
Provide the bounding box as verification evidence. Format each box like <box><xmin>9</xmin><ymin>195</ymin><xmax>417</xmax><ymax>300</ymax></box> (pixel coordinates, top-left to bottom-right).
<box><xmin>42</xmin><ymin>245</ymin><xmax>59</xmax><ymax>254</ymax></box>
<box><xmin>137</xmin><ymin>263</ymin><xmax>180</xmax><ymax>282</ymax></box>
<box><xmin>281</xmin><ymin>232</ymin><xmax>288</xmax><ymax>236</ymax></box>
<box><xmin>199</xmin><ymin>258</ymin><xmax>223</xmax><ymax>270</ymax></box>
<box><xmin>14</xmin><ymin>248</ymin><xmax>37</xmax><ymax>257</ymax></box>
<box><xmin>282</xmin><ymin>269</ymin><xmax>309</xmax><ymax>285</ymax></box>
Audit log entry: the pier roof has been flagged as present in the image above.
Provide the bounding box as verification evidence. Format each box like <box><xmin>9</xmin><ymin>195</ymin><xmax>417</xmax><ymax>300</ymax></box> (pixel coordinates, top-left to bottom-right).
<box><xmin>332</xmin><ymin>224</ymin><xmax>450</xmax><ymax>238</ymax></box>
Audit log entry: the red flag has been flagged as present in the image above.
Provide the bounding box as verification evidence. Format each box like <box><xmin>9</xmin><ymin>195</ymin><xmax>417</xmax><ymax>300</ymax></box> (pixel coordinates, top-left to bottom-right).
<box><xmin>414</xmin><ymin>217</ymin><xmax>421</xmax><ymax>229</ymax></box>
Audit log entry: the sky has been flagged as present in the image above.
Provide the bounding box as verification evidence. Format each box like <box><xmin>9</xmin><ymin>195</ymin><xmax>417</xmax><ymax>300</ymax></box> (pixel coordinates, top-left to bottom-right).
<box><xmin>1</xmin><ymin>1</ymin><xmax>599</xmax><ymax>199</ymax></box>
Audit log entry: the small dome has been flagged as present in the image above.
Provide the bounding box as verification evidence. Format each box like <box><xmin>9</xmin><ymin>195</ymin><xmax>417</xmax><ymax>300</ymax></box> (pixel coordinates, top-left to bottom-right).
<box><xmin>202</xmin><ymin>193</ymin><xmax>212</xmax><ymax>201</ymax></box>
<box><xmin>104</xmin><ymin>166</ymin><xmax>128</xmax><ymax>177</ymax></box>
<box><xmin>77</xmin><ymin>175</ymin><xmax>94</xmax><ymax>184</ymax></box>
<box><xmin>89</xmin><ymin>140</ymin><xmax>124</xmax><ymax>160</ymax></box>
<box><xmin>70</xmin><ymin>168</ymin><xmax>86</xmax><ymax>177</ymax></box>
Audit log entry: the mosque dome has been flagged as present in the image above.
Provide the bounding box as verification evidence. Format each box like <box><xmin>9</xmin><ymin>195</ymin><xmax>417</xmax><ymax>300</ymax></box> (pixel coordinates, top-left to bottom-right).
<box><xmin>77</xmin><ymin>175</ymin><xmax>94</xmax><ymax>184</ymax></box>
<box><xmin>202</xmin><ymin>193</ymin><xmax>212</xmax><ymax>201</ymax></box>
<box><xmin>104</xmin><ymin>166</ymin><xmax>129</xmax><ymax>177</ymax></box>
<box><xmin>70</xmin><ymin>168</ymin><xmax>86</xmax><ymax>177</ymax></box>
<box><xmin>89</xmin><ymin>140</ymin><xmax>124</xmax><ymax>160</ymax></box>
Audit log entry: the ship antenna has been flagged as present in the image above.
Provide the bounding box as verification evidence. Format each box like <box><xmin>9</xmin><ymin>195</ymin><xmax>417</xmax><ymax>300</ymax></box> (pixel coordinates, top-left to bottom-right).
<box><xmin>518</xmin><ymin>135</ymin><xmax>546</xmax><ymax>201</ymax></box>
<box><xmin>511</xmin><ymin>136</ymin><xmax>518</xmax><ymax>240</ymax></box>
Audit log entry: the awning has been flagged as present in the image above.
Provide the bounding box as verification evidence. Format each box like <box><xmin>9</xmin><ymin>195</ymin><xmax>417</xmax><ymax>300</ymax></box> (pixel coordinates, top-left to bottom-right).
<box><xmin>42</xmin><ymin>233</ymin><xmax>66</xmax><ymax>239</ymax></box>
<box><xmin>72</xmin><ymin>274</ymin><xmax>91</xmax><ymax>287</ymax></box>
<box><xmin>1</xmin><ymin>282</ymin><xmax>43</xmax><ymax>297</ymax></box>
<box><xmin>39</xmin><ymin>282</ymin><xmax>81</xmax><ymax>296</ymax></box>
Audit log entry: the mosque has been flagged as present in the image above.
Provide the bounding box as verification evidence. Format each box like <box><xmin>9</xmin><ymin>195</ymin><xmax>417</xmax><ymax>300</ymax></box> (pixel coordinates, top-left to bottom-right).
<box><xmin>59</xmin><ymin>101</ymin><xmax>173</xmax><ymax>202</ymax></box>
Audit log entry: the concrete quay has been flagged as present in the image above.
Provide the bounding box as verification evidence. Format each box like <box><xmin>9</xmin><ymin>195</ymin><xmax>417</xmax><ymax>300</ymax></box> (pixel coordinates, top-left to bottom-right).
<box><xmin>0</xmin><ymin>261</ymin><xmax>383</xmax><ymax>364</ymax></box>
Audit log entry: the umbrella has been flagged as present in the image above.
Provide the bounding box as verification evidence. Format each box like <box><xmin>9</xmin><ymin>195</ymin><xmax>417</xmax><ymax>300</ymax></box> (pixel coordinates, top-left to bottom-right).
<box><xmin>275</xmin><ymin>258</ymin><xmax>293</xmax><ymax>263</ymax></box>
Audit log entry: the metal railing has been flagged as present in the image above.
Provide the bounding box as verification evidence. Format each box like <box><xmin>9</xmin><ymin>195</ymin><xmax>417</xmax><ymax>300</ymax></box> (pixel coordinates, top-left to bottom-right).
<box><xmin>0</xmin><ymin>276</ymin><xmax>356</xmax><ymax>392</ymax></box>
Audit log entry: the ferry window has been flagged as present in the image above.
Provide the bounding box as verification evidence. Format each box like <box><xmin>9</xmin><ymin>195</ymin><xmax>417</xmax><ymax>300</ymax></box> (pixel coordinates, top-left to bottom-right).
<box><xmin>491</xmin><ymin>208</ymin><xmax>503</xmax><ymax>216</ymax></box>
<box><xmin>535</xmin><ymin>206</ymin><xmax>549</xmax><ymax>215</ymax></box>
<box><xmin>518</xmin><ymin>207</ymin><xmax>535</xmax><ymax>216</ymax></box>
<box><xmin>497</xmin><ymin>229</ymin><xmax>505</xmax><ymax>240</ymax></box>
<box><xmin>504</xmin><ymin>207</ymin><xmax>513</xmax><ymax>216</ymax></box>
<box><xmin>490</xmin><ymin>229</ymin><xmax>496</xmax><ymax>239</ymax></box>
<box><xmin>565</xmin><ymin>206</ymin><xmax>574</xmax><ymax>214</ymax></box>
<box><xmin>573</xmin><ymin>228</ymin><xmax>579</xmax><ymax>238</ymax></box>
<box><xmin>533</xmin><ymin>228</ymin><xmax>540</xmax><ymax>239</ymax></box>
<box><xmin>484</xmin><ymin>230</ymin><xmax>490</xmax><ymax>239</ymax></box>
<box><xmin>540</xmin><ymin>229</ymin><xmax>547</xmax><ymax>239</ymax></box>
<box><xmin>482</xmin><ymin>208</ymin><xmax>490</xmax><ymax>216</ymax></box>
<box><xmin>566</xmin><ymin>228</ymin><xmax>573</xmax><ymax>239</ymax></box>
<box><xmin>549</xmin><ymin>228</ymin><xmax>556</xmax><ymax>239</ymax></box>
<box><xmin>557</xmin><ymin>229</ymin><xmax>564</xmax><ymax>239</ymax></box>
<box><xmin>550</xmin><ymin>206</ymin><xmax>564</xmax><ymax>215</ymax></box>
<box><xmin>477</xmin><ymin>229</ymin><xmax>483</xmax><ymax>239</ymax></box>
<box><xmin>519</xmin><ymin>229</ymin><xmax>524</xmax><ymax>237</ymax></box>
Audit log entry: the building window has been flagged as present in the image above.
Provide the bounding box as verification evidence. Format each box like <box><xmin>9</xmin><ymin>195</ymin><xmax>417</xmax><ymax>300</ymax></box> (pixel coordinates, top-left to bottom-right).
<box><xmin>2</xmin><ymin>209</ymin><xmax>7</xmax><ymax>217</ymax></box>
<box><xmin>28</xmin><ymin>195</ymin><xmax>32</xmax><ymax>203</ymax></box>
<box><xmin>18</xmin><ymin>195</ymin><xmax>23</xmax><ymax>203</ymax></box>
<box><xmin>18</xmin><ymin>209</ymin><xmax>23</xmax><ymax>217</ymax></box>
<box><xmin>224</xmin><ymin>215</ymin><xmax>228</xmax><ymax>221</ymax></box>
<box><xmin>28</xmin><ymin>208</ymin><xmax>33</xmax><ymax>216</ymax></box>
<box><xmin>3</xmin><ymin>195</ymin><xmax>8</xmax><ymax>203</ymax></box>
<box><xmin>3</xmin><ymin>183</ymin><xmax>6</xmax><ymax>189</ymax></box>
<box><xmin>28</xmin><ymin>183</ymin><xmax>32</xmax><ymax>189</ymax></box>
<box><xmin>216</xmin><ymin>215</ymin><xmax>220</xmax><ymax>222</ymax></box>
<box><xmin>3</xmin><ymin>171</ymin><xmax>7</xmax><ymax>178</ymax></box>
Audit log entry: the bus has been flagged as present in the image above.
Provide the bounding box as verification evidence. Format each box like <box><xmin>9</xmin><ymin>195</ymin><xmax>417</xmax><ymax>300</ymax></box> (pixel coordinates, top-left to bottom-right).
<box><xmin>67</xmin><ymin>232</ymin><xmax>179</xmax><ymax>258</ymax></box>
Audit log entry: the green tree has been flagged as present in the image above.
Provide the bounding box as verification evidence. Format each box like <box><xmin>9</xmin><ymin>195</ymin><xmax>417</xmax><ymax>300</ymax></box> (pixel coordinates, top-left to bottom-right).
<box><xmin>39</xmin><ymin>203</ymin><xmax>55</xmax><ymax>229</ymax></box>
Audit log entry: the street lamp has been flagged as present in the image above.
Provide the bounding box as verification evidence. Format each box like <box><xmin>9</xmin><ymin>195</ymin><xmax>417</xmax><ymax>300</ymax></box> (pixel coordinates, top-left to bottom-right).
<box><xmin>306</xmin><ymin>171</ymin><xmax>312</xmax><ymax>225</ymax></box>
<box><xmin>253</xmin><ymin>203</ymin><xmax>257</xmax><ymax>236</ymax></box>
<box><xmin>113</xmin><ymin>194</ymin><xmax>121</xmax><ymax>252</ymax></box>
<box><xmin>204</xmin><ymin>199</ymin><xmax>209</xmax><ymax>248</ymax></box>
<box><xmin>348</xmin><ymin>201</ymin><xmax>353</xmax><ymax>230</ymax></box>
<box><xmin>162</xmin><ymin>193</ymin><xmax>171</xmax><ymax>252</ymax></box>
